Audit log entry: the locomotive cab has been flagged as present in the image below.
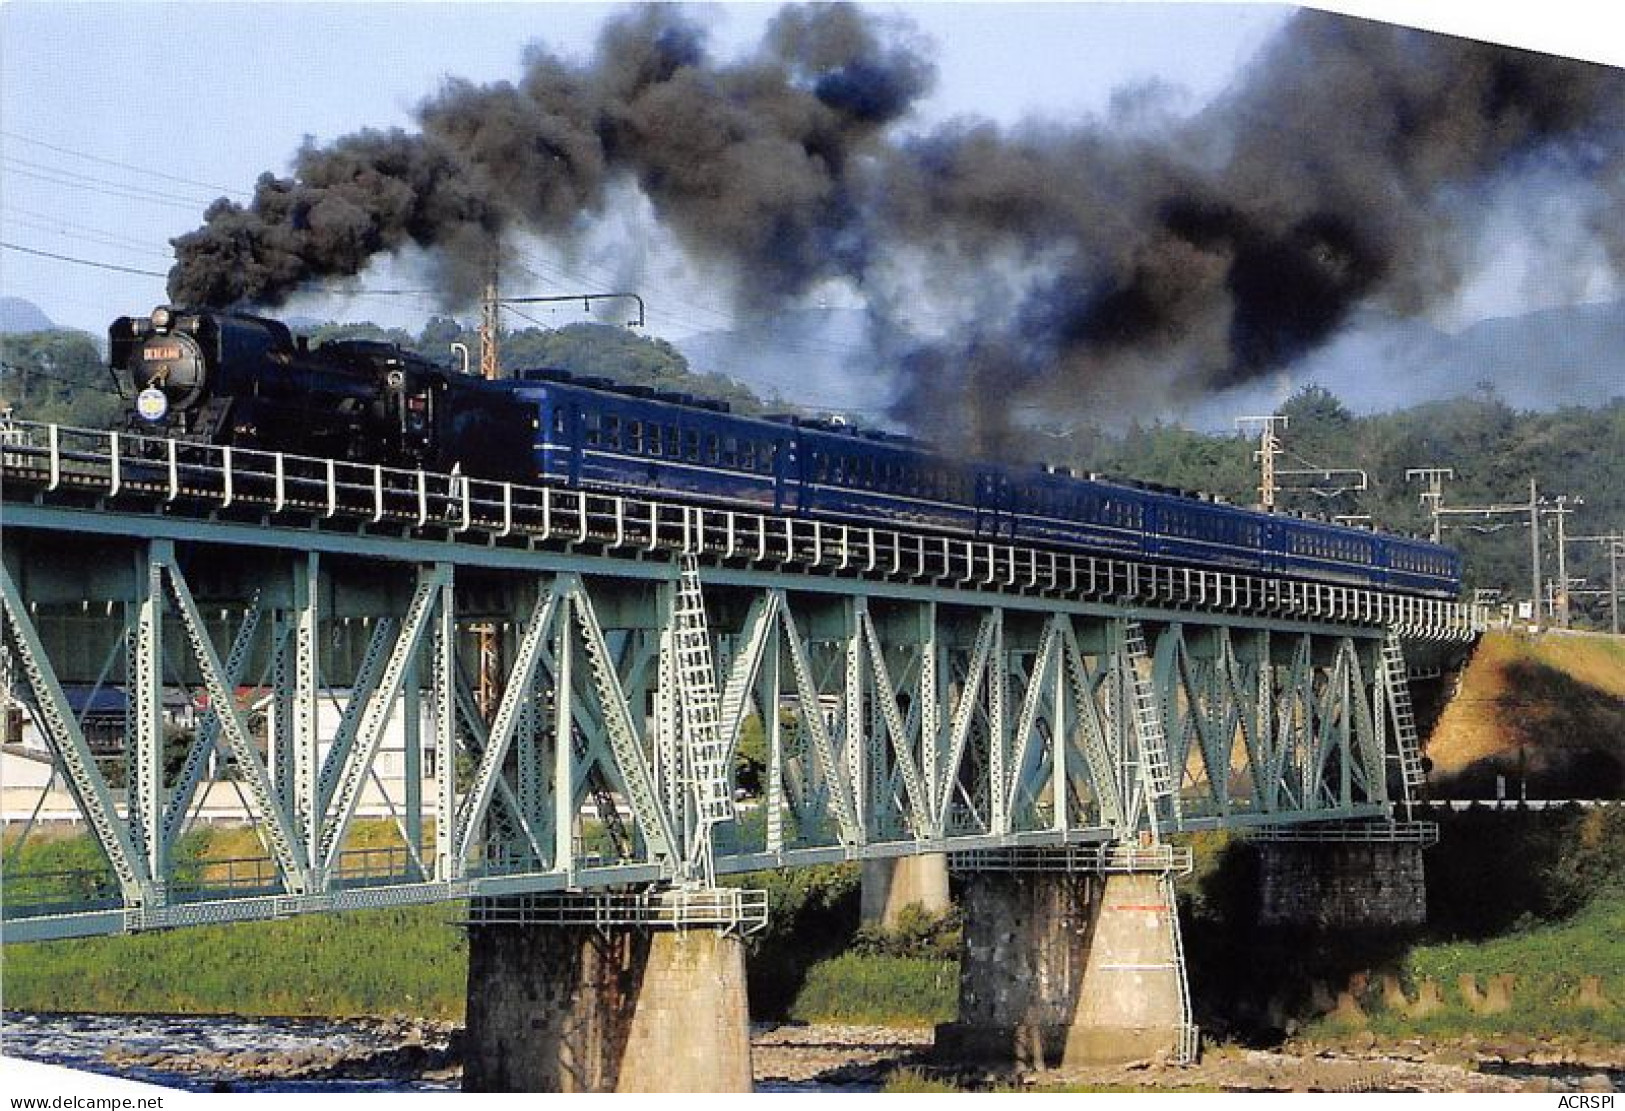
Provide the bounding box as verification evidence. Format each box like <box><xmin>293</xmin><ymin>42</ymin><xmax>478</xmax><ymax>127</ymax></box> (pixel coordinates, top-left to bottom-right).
<box><xmin>319</xmin><ymin>340</ymin><xmax>444</xmax><ymax>467</ymax></box>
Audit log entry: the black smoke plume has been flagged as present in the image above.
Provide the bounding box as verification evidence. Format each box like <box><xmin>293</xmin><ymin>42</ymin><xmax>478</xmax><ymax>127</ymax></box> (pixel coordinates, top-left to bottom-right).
<box><xmin>168</xmin><ymin>6</ymin><xmax>1625</xmax><ymax>450</ymax></box>
<box><xmin>169</xmin><ymin>3</ymin><xmax>930</xmax><ymax>310</ymax></box>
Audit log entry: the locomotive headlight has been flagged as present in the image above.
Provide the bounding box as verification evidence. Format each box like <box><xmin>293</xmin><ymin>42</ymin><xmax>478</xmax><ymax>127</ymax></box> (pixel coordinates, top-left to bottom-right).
<box><xmin>386</xmin><ymin>371</ymin><xmax>405</xmax><ymax>389</ymax></box>
<box><xmin>150</xmin><ymin>306</ymin><xmax>173</xmax><ymax>330</ymax></box>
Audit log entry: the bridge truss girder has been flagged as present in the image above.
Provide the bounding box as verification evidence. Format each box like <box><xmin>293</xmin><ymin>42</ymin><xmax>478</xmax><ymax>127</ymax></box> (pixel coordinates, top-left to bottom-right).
<box><xmin>3</xmin><ymin>524</ymin><xmax>1406</xmax><ymax>940</ymax></box>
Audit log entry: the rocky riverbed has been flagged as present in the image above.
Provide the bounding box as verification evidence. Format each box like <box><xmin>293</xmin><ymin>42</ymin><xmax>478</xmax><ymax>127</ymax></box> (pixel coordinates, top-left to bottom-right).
<box><xmin>6</xmin><ymin>1012</ymin><xmax>1622</xmax><ymax>1093</ymax></box>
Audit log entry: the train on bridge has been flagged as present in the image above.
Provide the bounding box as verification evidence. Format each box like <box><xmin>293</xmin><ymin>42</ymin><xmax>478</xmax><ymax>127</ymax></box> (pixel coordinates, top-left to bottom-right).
<box><xmin>112</xmin><ymin>305</ymin><xmax>1462</xmax><ymax>600</ymax></box>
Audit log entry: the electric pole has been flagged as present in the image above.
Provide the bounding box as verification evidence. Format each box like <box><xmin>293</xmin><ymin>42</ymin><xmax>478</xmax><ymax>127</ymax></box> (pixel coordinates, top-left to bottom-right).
<box><xmin>1237</xmin><ymin>415</ymin><xmax>1288</xmax><ymax>510</ymax></box>
<box><xmin>1530</xmin><ymin>479</ymin><xmax>1542</xmax><ymax>628</ymax></box>
<box><xmin>1405</xmin><ymin>467</ymin><xmax>1455</xmax><ymax>543</ymax></box>
<box><xmin>1546</xmin><ymin>495</ymin><xmax>1582</xmax><ymax>629</ymax></box>
<box><xmin>1424</xmin><ymin>480</ymin><xmax>1545</xmax><ymax>626</ymax></box>
<box><xmin>479</xmin><ymin>274</ymin><xmax>501</xmax><ymax>381</ymax></box>
<box><xmin>475</xmin><ymin>264</ymin><xmax>501</xmax><ymax>719</ymax></box>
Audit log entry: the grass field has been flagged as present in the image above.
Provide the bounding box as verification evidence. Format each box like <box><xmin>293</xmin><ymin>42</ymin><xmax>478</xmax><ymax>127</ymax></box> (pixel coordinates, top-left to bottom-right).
<box><xmin>1306</xmin><ymin>887</ymin><xmax>1625</xmax><ymax>1044</ymax></box>
<box><xmin>1428</xmin><ymin>631</ymin><xmax>1625</xmax><ymax>796</ymax></box>
<box><xmin>786</xmin><ymin>952</ymin><xmax>956</xmax><ymax>1026</ymax></box>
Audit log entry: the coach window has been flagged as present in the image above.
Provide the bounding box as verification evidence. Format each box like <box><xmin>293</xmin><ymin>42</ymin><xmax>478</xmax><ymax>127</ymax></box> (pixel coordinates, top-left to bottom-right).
<box><xmin>553</xmin><ymin>408</ymin><xmax>567</xmax><ymax>436</ymax></box>
<box><xmin>665</xmin><ymin>425</ymin><xmax>680</xmax><ymax>458</ymax></box>
<box><xmin>603</xmin><ymin>414</ymin><xmax>621</xmax><ymax>450</ymax></box>
<box><xmin>627</xmin><ymin>419</ymin><xmax>643</xmax><ymax>453</ymax></box>
<box><xmin>722</xmin><ymin>435</ymin><xmax>739</xmax><ymax>468</ymax></box>
<box><xmin>647</xmin><ymin>424</ymin><xmax>662</xmax><ymax>456</ymax></box>
<box><xmin>583</xmin><ymin>410</ymin><xmax>603</xmax><ymax>447</ymax></box>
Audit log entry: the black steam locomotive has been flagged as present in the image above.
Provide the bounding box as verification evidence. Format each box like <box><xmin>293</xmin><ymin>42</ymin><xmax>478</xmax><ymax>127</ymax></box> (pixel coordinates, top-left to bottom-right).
<box><xmin>111</xmin><ymin>306</ymin><xmax>530</xmax><ymax>475</ymax></box>
<box><xmin>112</xmin><ymin>305</ymin><xmax>1463</xmax><ymax>599</ymax></box>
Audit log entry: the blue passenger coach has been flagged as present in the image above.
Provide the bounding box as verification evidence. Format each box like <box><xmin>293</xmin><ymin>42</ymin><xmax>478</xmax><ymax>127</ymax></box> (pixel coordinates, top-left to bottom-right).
<box><xmin>472</xmin><ymin>368</ymin><xmax>1460</xmax><ymax>600</ymax></box>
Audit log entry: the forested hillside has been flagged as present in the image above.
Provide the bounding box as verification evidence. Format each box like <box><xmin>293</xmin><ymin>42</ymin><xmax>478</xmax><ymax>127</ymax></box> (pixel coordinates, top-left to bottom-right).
<box><xmin>0</xmin><ymin>329</ymin><xmax>122</xmax><ymax>429</ymax></box>
<box><xmin>1048</xmin><ymin>386</ymin><xmax>1625</xmax><ymax>619</ymax></box>
<box><xmin>306</xmin><ymin>317</ymin><xmax>769</xmax><ymax>413</ymax></box>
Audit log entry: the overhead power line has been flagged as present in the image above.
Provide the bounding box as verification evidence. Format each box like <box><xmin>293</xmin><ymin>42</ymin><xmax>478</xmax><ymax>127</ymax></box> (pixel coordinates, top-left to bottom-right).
<box><xmin>0</xmin><ymin>240</ymin><xmax>169</xmax><ymax>278</ymax></box>
<box><xmin>0</xmin><ymin>130</ymin><xmax>250</xmax><ymax>198</ymax></box>
<box><xmin>5</xmin><ymin>204</ymin><xmax>173</xmax><ymax>254</ymax></box>
<box><xmin>2</xmin><ymin>162</ymin><xmax>205</xmax><ymax>213</ymax></box>
<box><xmin>4</xmin><ymin>215</ymin><xmax>174</xmax><ymax>262</ymax></box>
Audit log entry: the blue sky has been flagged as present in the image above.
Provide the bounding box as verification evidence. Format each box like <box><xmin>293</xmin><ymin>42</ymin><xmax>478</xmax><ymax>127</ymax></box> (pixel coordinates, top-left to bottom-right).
<box><xmin>0</xmin><ymin>2</ymin><xmax>1290</xmax><ymax>334</ymax></box>
<box><xmin>0</xmin><ymin>3</ymin><xmax>1616</xmax><ymax>347</ymax></box>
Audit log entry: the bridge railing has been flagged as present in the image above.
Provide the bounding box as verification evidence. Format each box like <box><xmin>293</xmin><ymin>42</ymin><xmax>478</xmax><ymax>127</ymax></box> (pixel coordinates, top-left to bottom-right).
<box><xmin>0</xmin><ymin>419</ymin><xmax>1484</xmax><ymax>638</ymax></box>
<box><xmin>0</xmin><ymin>844</ymin><xmax>432</xmax><ymax>921</ymax></box>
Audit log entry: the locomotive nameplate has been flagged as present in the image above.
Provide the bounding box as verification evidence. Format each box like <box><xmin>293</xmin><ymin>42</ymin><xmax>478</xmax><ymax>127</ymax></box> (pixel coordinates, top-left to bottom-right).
<box><xmin>135</xmin><ymin>387</ymin><xmax>168</xmax><ymax>421</ymax></box>
<box><xmin>144</xmin><ymin>344</ymin><xmax>183</xmax><ymax>362</ymax></box>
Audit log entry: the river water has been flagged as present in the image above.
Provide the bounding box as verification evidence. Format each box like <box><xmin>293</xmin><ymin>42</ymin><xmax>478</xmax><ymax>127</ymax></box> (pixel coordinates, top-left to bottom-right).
<box><xmin>1</xmin><ymin>1011</ymin><xmax>454</xmax><ymax>1092</ymax></box>
<box><xmin>0</xmin><ymin>1011</ymin><xmax>874</xmax><ymax>1093</ymax></box>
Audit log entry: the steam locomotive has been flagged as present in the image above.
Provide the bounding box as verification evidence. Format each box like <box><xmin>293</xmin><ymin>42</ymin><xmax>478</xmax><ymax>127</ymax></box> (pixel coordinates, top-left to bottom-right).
<box><xmin>112</xmin><ymin>306</ymin><xmax>1462</xmax><ymax>599</ymax></box>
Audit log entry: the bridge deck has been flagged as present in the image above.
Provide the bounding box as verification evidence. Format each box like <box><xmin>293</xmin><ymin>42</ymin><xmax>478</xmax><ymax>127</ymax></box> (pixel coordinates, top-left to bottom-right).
<box><xmin>1</xmin><ymin>420</ymin><xmax>1480</xmax><ymax>637</ymax></box>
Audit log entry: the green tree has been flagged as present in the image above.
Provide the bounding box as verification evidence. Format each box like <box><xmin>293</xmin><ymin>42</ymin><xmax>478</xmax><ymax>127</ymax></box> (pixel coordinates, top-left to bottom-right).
<box><xmin>0</xmin><ymin>329</ymin><xmax>121</xmax><ymax>429</ymax></box>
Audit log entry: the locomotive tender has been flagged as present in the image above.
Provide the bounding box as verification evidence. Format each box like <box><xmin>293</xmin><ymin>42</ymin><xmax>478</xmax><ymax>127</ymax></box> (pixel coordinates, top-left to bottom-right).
<box><xmin>112</xmin><ymin>306</ymin><xmax>1462</xmax><ymax>599</ymax></box>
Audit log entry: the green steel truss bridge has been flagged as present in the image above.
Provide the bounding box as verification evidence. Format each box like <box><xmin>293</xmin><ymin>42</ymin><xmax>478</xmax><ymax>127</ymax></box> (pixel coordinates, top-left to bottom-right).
<box><xmin>0</xmin><ymin>420</ymin><xmax>1481</xmax><ymax>943</ymax></box>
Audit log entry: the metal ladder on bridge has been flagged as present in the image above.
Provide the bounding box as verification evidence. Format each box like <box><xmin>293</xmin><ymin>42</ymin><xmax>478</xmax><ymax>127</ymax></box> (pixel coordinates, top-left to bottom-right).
<box><xmin>1122</xmin><ymin>622</ymin><xmax>1175</xmax><ymax>801</ymax></box>
<box><xmin>673</xmin><ymin>556</ymin><xmax>736</xmax><ymax>876</ymax></box>
<box><xmin>1381</xmin><ymin>633</ymin><xmax>1427</xmax><ymax>802</ymax></box>
<box><xmin>1165</xmin><ymin>870</ymin><xmax>1200</xmax><ymax>1064</ymax></box>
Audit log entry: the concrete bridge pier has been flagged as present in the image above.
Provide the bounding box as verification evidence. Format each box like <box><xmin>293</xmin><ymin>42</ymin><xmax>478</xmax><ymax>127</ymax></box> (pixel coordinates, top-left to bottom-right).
<box><xmin>935</xmin><ymin>853</ymin><xmax>1196</xmax><ymax>1068</ymax></box>
<box><xmin>461</xmin><ymin>895</ymin><xmax>757</xmax><ymax>1092</ymax></box>
<box><xmin>1256</xmin><ymin>834</ymin><xmax>1430</xmax><ymax>928</ymax></box>
<box><xmin>860</xmin><ymin>852</ymin><xmax>952</xmax><ymax>929</ymax></box>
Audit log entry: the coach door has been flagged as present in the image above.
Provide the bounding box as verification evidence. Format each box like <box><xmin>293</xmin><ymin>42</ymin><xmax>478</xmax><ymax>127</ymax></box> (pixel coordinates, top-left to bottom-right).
<box><xmin>974</xmin><ymin>471</ymin><xmax>1013</xmax><ymax>538</ymax></box>
<box><xmin>773</xmin><ymin>435</ymin><xmax>796</xmax><ymax>514</ymax></box>
<box><xmin>550</xmin><ymin>399</ymin><xmax>583</xmax><ymax>487</ymax></box>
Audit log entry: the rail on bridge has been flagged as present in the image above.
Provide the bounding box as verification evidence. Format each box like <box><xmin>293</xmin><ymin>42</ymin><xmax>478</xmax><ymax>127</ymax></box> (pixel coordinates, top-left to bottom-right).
<box><xmin>0</xmin><ymin>421</ymin><xmax>1483</xmax><ymax>1084</ymax></box>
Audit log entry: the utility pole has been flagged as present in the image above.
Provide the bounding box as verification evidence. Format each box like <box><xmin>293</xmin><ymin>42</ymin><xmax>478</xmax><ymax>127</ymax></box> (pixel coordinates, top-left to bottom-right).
<box><xmin>1405</xmin><ymin>467</ymin><xmax>1455</xmax><ymax>543</ymax></box>
<box><xmin>479</xmin><ymin>274</ymin><xmax>501</xmax><ymax>381</ymax></box>
<box><xmin>1546</xmin><ymin>495</ymin><xmax>1582</xmax><ymax>629</ymax></box>
<box><xmin>1605</xmin><ymin>536</ymin><xmax>1618</xmax><ymax>633</ymax></box>
<box><xmin>475</xmin><ymin>264</ymin><xmax>501</xmax><ymax>719</ymax></box>
<box><xmin>1530</xmin><ymin>478</ymin><xmax>1542</xmax><ymax>628</ymax></box>
<box><xmin>1236</xmin><ymin>415</ymin><xmax>1288</xmax><ymax>510</ymax></box>
<box><xmin>1426</xmin><ymin>480</ymin><xmax>1544</xmax><ymax>626</ymax></box>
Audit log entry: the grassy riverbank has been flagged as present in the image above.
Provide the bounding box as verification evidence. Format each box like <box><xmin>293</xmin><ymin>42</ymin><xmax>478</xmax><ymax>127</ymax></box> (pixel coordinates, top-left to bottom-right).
<box><xmin>1304</xmin><ymin>887</ymin><xmax>1625</xmax><ymax>1044</ymax></box>
<box><xmin>3</xmin><ymin>903</ymin><xmax>469</xmax><ymax>1019</ymax></box>
<box><xmin>787</xmin><ymin>953</ymin><xmax>955</xmax><ymax>1026</ymax></box>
